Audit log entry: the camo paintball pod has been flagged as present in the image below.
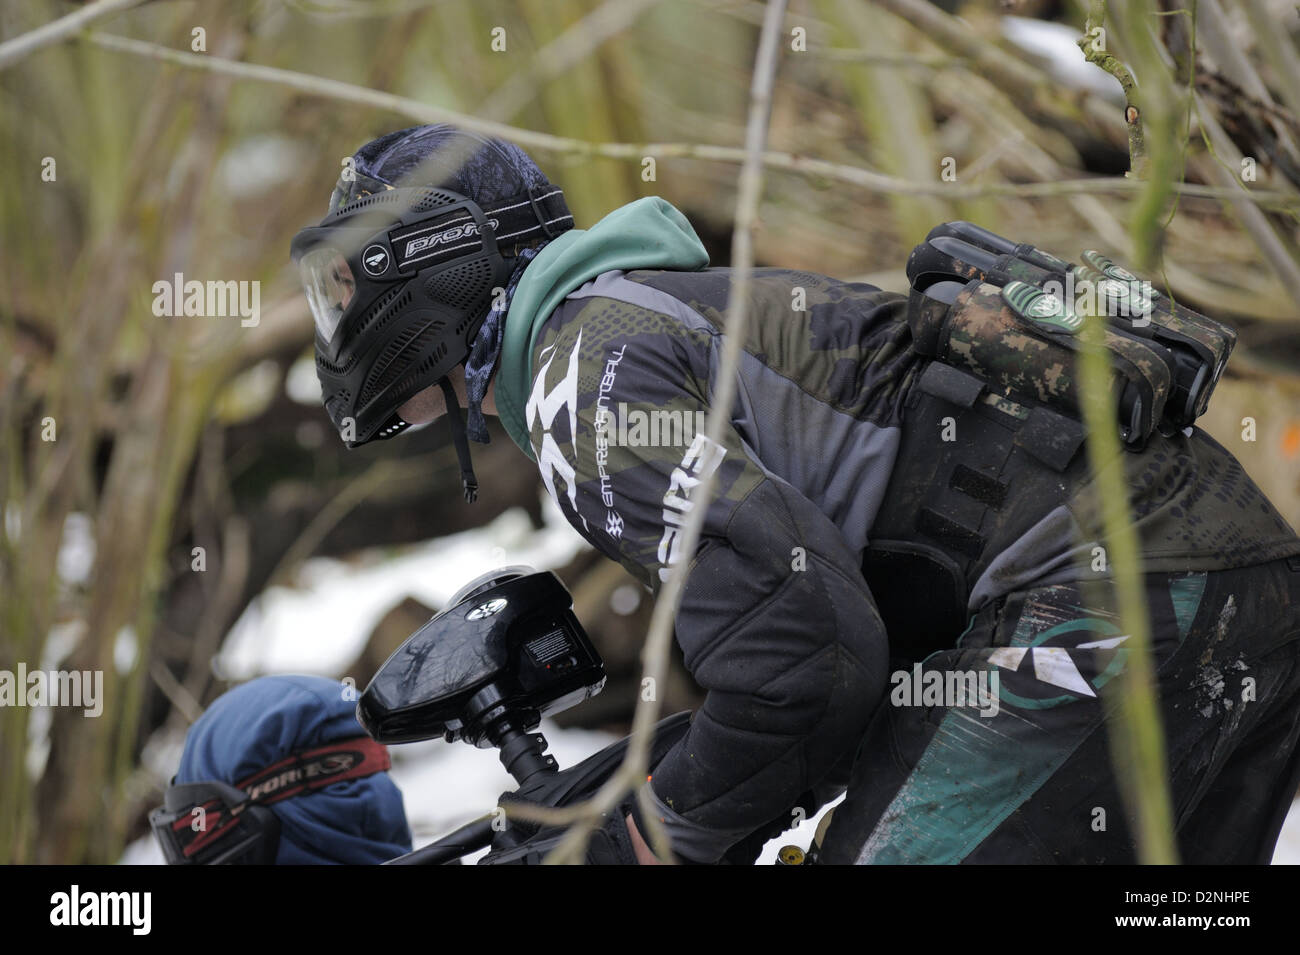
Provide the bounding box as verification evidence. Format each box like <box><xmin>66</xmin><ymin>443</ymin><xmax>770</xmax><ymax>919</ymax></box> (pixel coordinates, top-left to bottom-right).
<box><xmin>904</xmin><ymin>221</ymin><xmax>1237</xmax><ymax>449</ymax></box>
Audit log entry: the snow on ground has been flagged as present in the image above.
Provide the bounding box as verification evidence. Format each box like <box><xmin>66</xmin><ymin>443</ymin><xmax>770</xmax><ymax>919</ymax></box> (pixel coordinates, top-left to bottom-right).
<box><xmin>216</xmin><ymin>494</ymin><xmax>588</xmax><ymax>679</ymax></box>
<box><xmin>1271</xmin><ymin>801</ymin><xmax>1300</xmax><ymax>864</ymax></box>
<box><xmin>999</xmin><ymin>15</ymin><xmax>1126</xmax><ymax>104</ymax></box>
<box><xmin>390</xmin><ymin>720</ymin><xmax>620</xmax><ymax>861</ymax></box>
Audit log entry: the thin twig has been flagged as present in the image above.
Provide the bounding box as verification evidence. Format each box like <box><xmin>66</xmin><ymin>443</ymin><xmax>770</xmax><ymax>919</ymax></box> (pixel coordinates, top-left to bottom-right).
<box><xmin>541</xmin><ymin>0</ymin><xmax>788</xmax><ymax>865</ymax></box>
<box><xmin>1193</xmin><ymin>97</ymin><xmax>1300</xmax><ymax>306</ymax></box>
<box><xmin>819</xmin><ymin>49</ymin><xmax>964</xmax><ymax>67</ymax></box>
<box><xmin>148</xmin><ymin>659</ymin><xmax>204</xmax><ymax>725</ymax></box>
<box><xmin>264</xmin><ymin>458</ymin><xmax>405</xmax><ymax>589</ymax></box>
<box><xmin>872</xmin><ymin>0</ymin><xmax>1123</xmax><ymax>138</ymax></box>
<box><xmin>0</xmin><ymin>0</ymin><xmax>143</xmax><ymax>70</ymax></box>
<box><xmin>934</xmin><ymin>65</ymin><xmax>1292</xmax><ymax>318</ymax></box>
<box><xmin>1199</xmin><ymin>0</ymin><xmax>1298</xmax><ymax>118</ymax></box>
<box><xmin>1078</xmin><ymin>0</ymin><xmax>1148</xmax><ymax>178</ymax></box>
<box><xmin>1238</xmin><ymin>0</ymin><xmax>1300</xmax><ymax>119</ymax></box>
<box><xmin>83</xmin><ymin>32</ymin><xmax>1300</xmax><ymax>210</ymax></box>
<box><xmin>1078</xmin><ymin>0</ymin><xmax>1180</xmax><ymax>865</ymax></box>
<box><xmin>1195</xmin><ymin>0</ymin><xmax>1300</xmax><ymax>178</ymax></box>
<box><xmin>281</xmin><ymin>0</ymin><xmax>440</xmax><ymax>18</ymax></box>
<box><xmin>477</xmin><ymin>0</ymin><xmax>664</xmax><ymax>122</ymax></box>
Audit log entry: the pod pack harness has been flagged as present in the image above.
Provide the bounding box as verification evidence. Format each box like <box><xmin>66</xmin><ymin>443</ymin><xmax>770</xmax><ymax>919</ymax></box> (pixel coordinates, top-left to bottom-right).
<box><xmin>290</xmin><ymin>174</ymin><xmax>573</xmax><ymax>501</ymax></box>
<box><xmin>905</xmin><ymin>220</ymin><xmax>1237</xmax><ymax>450</ymax></box>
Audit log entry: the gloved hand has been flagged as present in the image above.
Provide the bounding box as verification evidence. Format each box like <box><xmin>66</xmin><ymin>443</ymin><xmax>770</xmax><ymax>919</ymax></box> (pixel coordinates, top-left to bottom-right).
<box><xmin>588</xmin><ymin>789</ymin><xmax>821</xmax><ymax>865</ymax></box>
<box><xmin>585</xmin><ymin>796</ymin><xmax>646</xmax><ymax>865</ymax></box>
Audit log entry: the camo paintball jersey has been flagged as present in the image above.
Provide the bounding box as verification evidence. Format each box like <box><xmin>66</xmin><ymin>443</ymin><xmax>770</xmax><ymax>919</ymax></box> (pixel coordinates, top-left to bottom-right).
<box><xmin>515</xmin><ymin>264</ymin><xmax>1300</xmax><ymax>863</ymax></box>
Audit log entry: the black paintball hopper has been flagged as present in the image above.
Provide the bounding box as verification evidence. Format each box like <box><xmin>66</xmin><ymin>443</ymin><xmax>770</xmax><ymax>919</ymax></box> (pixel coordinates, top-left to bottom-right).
<box><xmin>357</xmin><ymin>568</ymin><xmax>605</xmax><ymax>775</ymax></box>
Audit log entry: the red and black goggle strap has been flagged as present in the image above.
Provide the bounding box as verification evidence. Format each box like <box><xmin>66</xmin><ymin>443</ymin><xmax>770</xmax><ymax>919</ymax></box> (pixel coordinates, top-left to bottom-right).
<box><xmin>150</xmin><ymin>736</ymin><xmax>392</xmax><ymax>865</ymax></box>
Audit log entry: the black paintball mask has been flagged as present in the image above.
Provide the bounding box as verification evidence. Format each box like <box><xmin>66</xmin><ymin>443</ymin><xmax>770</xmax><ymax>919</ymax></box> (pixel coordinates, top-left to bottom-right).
<box><xmin>290</xmin><ymin>171</ymin><xmax>572</xmax><ymax>501</ymax></box>
<box><xmin>149</xmin><ymin>735</ymin><xmax>392</xmax><ymax>865</ymax></box>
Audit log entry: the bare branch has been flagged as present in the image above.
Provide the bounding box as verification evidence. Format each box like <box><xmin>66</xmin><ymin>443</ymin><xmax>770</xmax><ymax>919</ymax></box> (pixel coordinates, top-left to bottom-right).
<box><xmin>542</xmin><ymin>0</ymin><xmax>789</xmax><ymax>865</ymax></box>
<box><xmin>1078</xmin><ymin>0</ymin><xmax>1148</xmax><ymax>179</ymax></box>
<box><xmin>1237</xmin><ymin>0</ymin><xmax>1300</xmax><ymax>119</ymax></box>
<box><xmin>84</xmin><ymin>32</ymin><xmax>1300</xmax><ymax>210</ymax></box>
<box><xmin>148</xmin><ymin>660</ymin><xmax>204</xmax><ymax>725</ymax></box>
<box><xmin>819</xmin><ymin>49</ymin><xmax>964</xmax><ymax>67</ymax></box>
<box><xmin>1078</xmin><ymin>0</ymin><xmax>1183</xmax><ymax>866</ymax></box>
<box><xmin>872</xmin><ymin>0</ymin><xmax>1124</xmax><ymax>139</ymax></box>
<box><xmin>934</xmin><ymin>64</ymin><xmax>1294</xmax><ymax>318</ymax></box>
<box><xmin>477</xmin><ymin>0</ymin><xmax>664</xmax><ymax>122</ymax></box>
<box><xmin>1193</xmin><ymin>99</ymin><xmax>1300</xmax><ymax>306</ymax></box>
<box><xmin>0</xmin><ymin>0</ymin><xmax>143</xmax><ymax>71</ymax></box>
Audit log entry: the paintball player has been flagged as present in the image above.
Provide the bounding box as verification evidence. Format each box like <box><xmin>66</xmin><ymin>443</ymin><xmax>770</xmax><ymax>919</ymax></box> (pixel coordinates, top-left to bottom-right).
<box><xmin>290</xmin><ymin>123</ymin><xmax>1300</xmax><ymax>864</ymax></box>
<box><xmin>151</xmin><ymin>674</ymin><xmax>412</xmax><ymax>864</ymax></box>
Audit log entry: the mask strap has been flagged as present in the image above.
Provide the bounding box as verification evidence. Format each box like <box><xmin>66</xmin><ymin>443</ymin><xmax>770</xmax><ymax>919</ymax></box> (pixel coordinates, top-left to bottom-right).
<box><xmin>440</xmin><ymin>377</ymin><xmax>479</xmax><ymax>503</ymax></box>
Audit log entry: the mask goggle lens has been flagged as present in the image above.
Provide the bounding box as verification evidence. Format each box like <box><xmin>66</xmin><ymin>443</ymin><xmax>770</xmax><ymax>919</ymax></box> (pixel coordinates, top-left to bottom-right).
<box><xmin>299</xmin><ymin>246</ymin><xmax>357</xmax><ymax>343</ymax></box>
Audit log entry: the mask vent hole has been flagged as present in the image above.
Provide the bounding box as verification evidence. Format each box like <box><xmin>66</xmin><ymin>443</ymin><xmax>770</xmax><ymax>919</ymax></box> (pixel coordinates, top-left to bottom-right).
<box><xmin>425</xmin><ymin>259</ymin><xmax>494</xmax><ymax>312</ymax></box>
<box><xmin>317</xmin><ymin>353</ymin><xmax>348</xmax><ymax>375</ymax></box>
<box><xmin>356</xmin><ymin>289</ymin><xmax>410</xmax><ymax>345</ymax></box>
<box><xmin>388</xmin><ymin>343</ymin><xmax>450</xmax><ymax>405</ymax></box>
<box><xmin>337</xmin><ymin>191</ymin><xmax>399</xmax><ymax>213</ymax></box>
<box><xmin>317</xmin><ymin>288</ymin><xmax>409</xmax><ymax>377</ymax></box>
<box><xmin>358</xmin><ymin>320</ymin><xmax>446</xmax><ymax>406</ymax></box>
<box><xmin>411</xmin><ymin>190</ymin><xmax>459</xmax><ymax>213</ymax></box>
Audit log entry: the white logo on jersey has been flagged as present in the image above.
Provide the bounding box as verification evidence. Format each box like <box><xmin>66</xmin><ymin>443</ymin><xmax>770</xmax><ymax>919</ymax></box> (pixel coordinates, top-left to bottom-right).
<box><xmin>595</xmin><ymin>344</ymin><xmax>627</xmax><ymax>538</ymax></box>
<box><xmin>526</xmin><ymin>330</ymin><xmax>583</xmax><ymax>522</ymax></box>
<box><xmin>657</xmin><ymin>432</ymin><xmax>726</xmax><ymax>582</ymax></box>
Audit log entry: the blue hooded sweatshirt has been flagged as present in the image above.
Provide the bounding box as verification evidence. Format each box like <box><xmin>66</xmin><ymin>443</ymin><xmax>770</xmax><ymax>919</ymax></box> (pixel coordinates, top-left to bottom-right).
<box><xmin>176</xmin><ymin>675</ymin><xmax>412</xmax><ymax>864</ymax></box>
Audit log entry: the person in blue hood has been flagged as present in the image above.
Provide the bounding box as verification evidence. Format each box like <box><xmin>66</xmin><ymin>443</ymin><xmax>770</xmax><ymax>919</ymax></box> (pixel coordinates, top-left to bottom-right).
<box><xmin>159</xmin><ymin>675</ymin><xmax>412</xmax><ymax>865</ymax></box>
<box><xmin>290</xmin><ymin>125</ymin><xmax>1300</xmax><ymax>867</ymax></box>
